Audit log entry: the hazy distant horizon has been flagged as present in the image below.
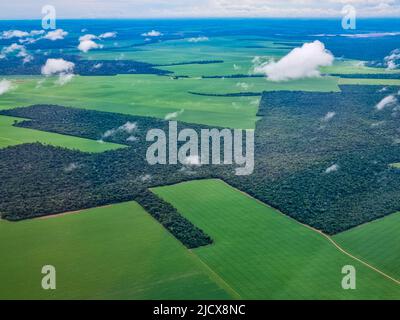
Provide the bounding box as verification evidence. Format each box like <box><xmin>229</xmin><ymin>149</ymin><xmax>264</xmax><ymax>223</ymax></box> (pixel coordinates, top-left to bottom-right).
<box><xmin>1</xmin><ymin>0</ymin><xmax>399</xmax><ymax>20</ymax></box>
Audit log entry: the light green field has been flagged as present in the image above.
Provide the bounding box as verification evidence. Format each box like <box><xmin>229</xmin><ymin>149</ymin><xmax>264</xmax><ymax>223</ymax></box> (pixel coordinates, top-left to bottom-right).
<box><xmin>0</xmin><ymin>115</ymin><xmax>123</xmax><ymax>152</ymax></box>
<box><xmin>0</xmin><ymin>75</ymin><xmax>259</xmax><ymax>129</ymax></box>
<box><xmin>0</xmin><ymin>201</ymin><xmax>232</xmax><ymax>300</ymax></box>
<box><xmin>322</xmin><ymin>60</ymin><xmax>400</xmax><ymax>75</ymax></box>
<box><xmin>334</xmin><ymin>212</ymin><xmax>400</xmax><ymax>281</ymax></box>
<box><xmin>339</xmin><ymin>78</ymin><xmax>400</xmax><ymax>86</ymax></box>
<box><xmin>390</xmin><ymin>163</ymin><xmax>400</xmax><ymax>169</ymax></box>
<box><xmin>0</xmin><ymin>74</ymin><xmax>340</xmax><ymax>129</ymax></box>
<box><xmin>153</xmin><ymin>179</ymin><xmax>400</xmax><ymax>299</ymax></box>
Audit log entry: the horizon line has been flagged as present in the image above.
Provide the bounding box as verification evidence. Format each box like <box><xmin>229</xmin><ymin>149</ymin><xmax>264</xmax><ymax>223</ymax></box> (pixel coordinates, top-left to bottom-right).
<box><xmin>0</xmin><ymin>16</ymin><xmax>400</xmax><ymax>21</ymax></box>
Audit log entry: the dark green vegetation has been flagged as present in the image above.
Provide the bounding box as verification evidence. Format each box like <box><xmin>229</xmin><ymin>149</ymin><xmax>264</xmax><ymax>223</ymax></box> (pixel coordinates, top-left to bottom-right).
<box><xmin>332</xmin><ymin>74</ymin><xmax>400</xmax><ymax>79</ymax></box>
<box><xmin>224</xmin><ymin>85</ymin><xmax>400</xmax><ymax>234</ymax></box>
<box><xmin>1</xmin><ymin>84</ymin><xmax>400</xmax><ymax>241</ymax></box>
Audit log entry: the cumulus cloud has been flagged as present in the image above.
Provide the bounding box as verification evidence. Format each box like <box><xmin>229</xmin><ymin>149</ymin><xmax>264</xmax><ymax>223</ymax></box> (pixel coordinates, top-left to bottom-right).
<box><xmin>43</xmin><ymin>29</ymin><xmax>68</xmax><ymax>41</ymax></box>
<box><xmin>141</xmin><ymin>30</ymin><xmax>163</xmax><ymax>37</ymax></box>
<box><xmin>78</xmin><ymin>39</ymin><xmax>104</xmax><ymax>52</ymax></box>
<box><xmin>375</xmin><ymin>95</ymin><xmax>398</xmax><ymax>110</ymax></box>
<box><xmin>41</xmin><ymin>58</ymin><xmax>75</xmax><ymax>76</ymax></box>
<box><xmin>79</xmin><ymin>34</ymin><xmax>98</xmax><ymax>41</ymax></box>
<box><xmin>187</xmin><ymin>36</ymin><xmax>209</xmax><ymax>42</ymax></box>
<box><xmin>236</xmin><ymin>82</ymin><xmax>250</xmax><ymax>90</ymax></box>
<box><xmin>140</xmin><ymin>174</ymin><xmax>152</xmax><ymax>182</ymax></box>
<box><xmin>165</xmin><ymin>109</ymin><xmax>184</xmax><ymax>120</ymax></box>
<box><xmin>384</xmin><ymin>49</ymin><xmax>400</xmax><ymax>70</ymax></box>
<box><xmin>254</xmin><ymin>41</ymin><xmax>334</xmax><ymax>81</ymax></box>
<box><xmin>0</xmin><ymin>29</ymin><xmax>45</xmax><ymax>40</ymax></box>
<box><xmin>1</xmin><ymin>43</ymin><xmax>33</xmax><ymax>63</ymax></box>
<box><xmin>0</xmin><ymin>79</ymin><xmax>14</xmax><ymax>95</ymax></box>
<box><xmin>56</xmin><ymin>73</ymin><xmax>75</xmax><ymax>86</ymax></box>
<box><xmin>102</xmin><ymin>121</ymin><xmax>137</xmax><ymax>139</ymax></box>
<box><xmin>182</xmin><ymin>155</ymin><xmax>201</xmax><ymax>166</ymax></box>
<box><xmin>64</xmin><ymin>162</ymin><xmax>79</xmax><ymax>173</ymax></box>
<box><xmin>325</xmin><ymin>164</ymin><xmax>339</xmax><ymax>174</ymax></box>
<box><xmin>322</xmin><ymin>111</ymin><xmax>336</xmax><ymax>122</ymax></box>
<box><xmin>99</xmin><ymin>32</ymin><xmax>117</xmax><ymax>39</ymax></box>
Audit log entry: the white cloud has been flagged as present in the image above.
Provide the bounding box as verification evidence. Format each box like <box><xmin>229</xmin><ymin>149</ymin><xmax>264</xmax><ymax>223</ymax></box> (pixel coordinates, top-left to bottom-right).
<box><xmin>102</xmin><ymin>122</ymin><xmax>137</xmax><ymax>138</ymax></box>
<box><xmin>140</xmin><ymin>174</ymin><xmax>152</xmax><ymax>182</ymax></box>
<box><xmin>1</xmin><ymin>30</ymin><xmax>29</xmax><ymax>39</ymax></box>
<box><xmin>41</xmin><ymin>58</ymin><xmax>75</xmax><ymax>75</ymax></box>
<box><xmin>325</xmin><ymin>164</ymin><xmax>339</xmax><ymax>174</ymax></box>
<box><xmin>254</xmin><ymin>41</ymin><xmax>334</xmax><ymax>81</ymax></box>
<box><xmin>1</xmin><ymin>43</ymin><xmax>33</xmax><ymax>63</ymax></box>
<box><xmin>187</xmin><ymin>36</ymin><xmax>209</xmax><ymax>42</ymax></box>
<box><xmin>375</xmin><ymin>95</ymin><xmax>398</xmax><ymax>110</ymax></box>
<box><xmin>43</xmin><ymin>29</ymin><xmax>68</xmax><ymax>41</ymax></box>
<box><xmin>0</xmin><ymin>79</ymin><xmax>14</xmax><ymax>95</ymax></box>
<box><xmin>78</xmin><ymin>39</ymin><xmax>104</xmax><ymax>52</ymax></box>
<box><xmin>99</xmin><ymin>32</ymin><xmax>117</xmax><ymax>39</ymax></box>
<box><xmin>165</xmin><ymin>109</ymin><xmax>184</xmax><ymax>120</ymax></box>
<box><xmin>141</xmin><ymin>30</ymin><xmax>163</xmax><ymax>37</ymax></box>
<box><xmin>236</xmin><ymin>82</ymin><xmax>250</xmax><ymax>90</ymax></box>
<box><xmin>384</xmin><ymin>49</ymin><xmax>400</xmax><ymax>70</ymax></box>
<box><xmin>56</xmin><ymin>73</ymin><xmax>75</xmax><ymax>86</ymax></box>
<box><xmin>322</xmin><ymin>111</ymin><xmax>336</xmax><ymax>122</ymax></box>
<box><xmin>79</xmin><ymin>34</ymin><xmax>98</xmax><ymax>41</ymax></box>
<box><xmin>64</xmin><ymin>162</ymin><xmax>79</xmax><ymax>172</ymax></box>
<box><xmin>0</xmin><ymin>29</ymin><xmax>45</xmax><ymax>40</ymax></box>
<box><xmin>183</xmin><ymin>155</ymin><xmax>201</xmax><ymax>166</ymax></box>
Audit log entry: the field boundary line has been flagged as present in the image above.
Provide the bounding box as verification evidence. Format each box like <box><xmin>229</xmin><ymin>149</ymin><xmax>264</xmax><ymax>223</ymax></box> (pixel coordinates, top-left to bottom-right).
<box><xmin>321</xmin><ymin>233</ymin><xmax>400</xmax><ymax>286</ymax></box>
<box><xmin>217</xmin><ymin>179</ymin><xmax>400</xmax><ymax>287</ymax></box>
<box><xmin>188</xmin><ymin>250</ymin><xmax>243</xmax><ymax>300</ymax></box>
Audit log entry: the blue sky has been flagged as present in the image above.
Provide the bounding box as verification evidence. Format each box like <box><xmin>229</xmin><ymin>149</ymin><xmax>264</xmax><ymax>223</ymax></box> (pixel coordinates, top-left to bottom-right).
<box><xmin>1</xmin><ymin>0</ymin><xmax>400</xmax><ymax>19</ymax></box>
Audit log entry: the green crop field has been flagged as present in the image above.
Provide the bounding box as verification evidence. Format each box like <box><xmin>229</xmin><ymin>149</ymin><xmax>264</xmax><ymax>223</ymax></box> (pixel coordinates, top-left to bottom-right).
<box><xmin>0</xmin><ymin>115</ymin><xmax>123</xmax><ymax>152</ymax></box>
<box><xmin>0</xmin><ymin>201</ymin><xmax>232</xmax><ymax>300</ymax></box>
<box><xmin>0</xmin><ymin>75</ymin><xmax>260</xmax><ymax>129</ymax></box>
<box><xmin>334</xmin><ymin>212</ymin><xmax>400</xmax><ymax>281</ymax></box>
<box><xmin>153</xmin><ymin>179</ymin><xmax>400</xmax><ymax>299</ymax></box>
<box><xmin>0</xmin><ymin>74</ymin><xmax>340</xmax><ymax>129</ymax></box>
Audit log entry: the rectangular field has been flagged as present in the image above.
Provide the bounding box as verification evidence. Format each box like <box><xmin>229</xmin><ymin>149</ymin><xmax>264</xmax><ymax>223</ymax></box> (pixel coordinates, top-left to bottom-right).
<box><xmin>0</xmin><ymin>115</ymin><xmax>123</xmax><ymax>152</ymax></box>
<box><xmin>334</xmin><ymin>212</ymin><xmax>400</xmax><ymax>280</ymax></box>
<box><xmin>153</xmin><ymin>179</ymin><xmax>400</xmax><ymax>299</ymax></box>
<box><xmin>0</xmin><ymin>201</ymin><xmax>232</xmax><ymax>299</ymax></box>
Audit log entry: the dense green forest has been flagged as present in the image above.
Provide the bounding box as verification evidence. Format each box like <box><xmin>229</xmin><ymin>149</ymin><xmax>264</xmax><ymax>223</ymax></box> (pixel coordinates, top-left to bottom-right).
<box><xmin>1</xmin><ymin>85</ymin><xmax>400</xmax><ymax>246</ymax></box>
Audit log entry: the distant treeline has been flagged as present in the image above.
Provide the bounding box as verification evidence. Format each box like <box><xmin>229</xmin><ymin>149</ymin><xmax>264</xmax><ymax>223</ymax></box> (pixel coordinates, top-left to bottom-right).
<box><xmin>331</xmin><ymin>74</ymin><xmax>400</xmax><ymax>79</ymax></box>
<box><xmin>155</xmin><ymin>60</ymin><xmax>224</xmax><ymax>67</ymax></box>
<box><xmin>188</xmin><ymin>91</ymin><xmax>261</xmax><ymax>97</ymax></box>
<box><xmin>201</xmin><ymin>74</ymin><xmax>264</xmax><ymax>79</ymax></box>
<box><xmin>0</xmin><ymin>55</ymin><xmax>171</xmax><ymax>76</ymax></box>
